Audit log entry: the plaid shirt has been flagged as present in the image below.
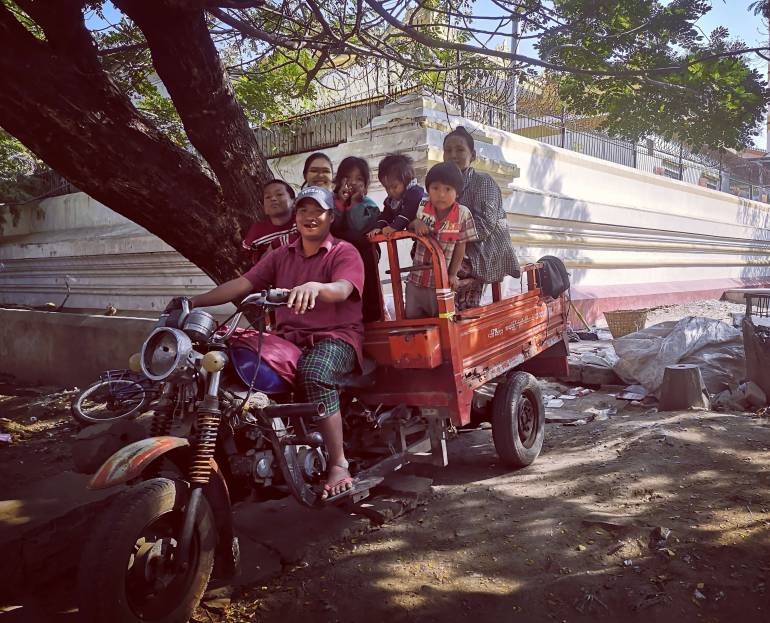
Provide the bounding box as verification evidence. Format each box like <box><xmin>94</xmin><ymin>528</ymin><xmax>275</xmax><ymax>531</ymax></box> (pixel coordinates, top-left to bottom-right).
<box><xmin>458</xmin><ymin>168</ymin><xmax>521</xmax><ymax>282</ymax></box>
<box><xmin>409</xmin><ymin>199</ymin><xmax>478</xmax><ymax>288</ymax></box>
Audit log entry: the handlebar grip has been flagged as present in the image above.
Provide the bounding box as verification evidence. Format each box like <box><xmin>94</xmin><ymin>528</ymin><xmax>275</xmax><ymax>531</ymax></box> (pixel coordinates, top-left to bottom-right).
<box><xmin>266</xmin><ymin>289</ymin><xmax>290</xmax><ymax>304</ymax></box>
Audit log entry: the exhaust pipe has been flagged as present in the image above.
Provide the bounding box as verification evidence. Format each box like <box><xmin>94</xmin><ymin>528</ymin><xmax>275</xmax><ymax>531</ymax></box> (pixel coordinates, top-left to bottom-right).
<box><xmin>263</xmin><ymin>402</ymin><xmax>325</xmax><ymax>420</ymax></box>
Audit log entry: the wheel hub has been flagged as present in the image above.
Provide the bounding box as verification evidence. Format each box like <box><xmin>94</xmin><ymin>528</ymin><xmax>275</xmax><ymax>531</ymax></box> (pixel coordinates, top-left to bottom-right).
<box><xmin>517</xmin><ymin>396</ymin><xmax>537</xmax><ymax>447</ymax></box>
<box><xmin>130</xmin><ymin>536</ymin><xmax>178</xmax><ymax>593</ymax></box>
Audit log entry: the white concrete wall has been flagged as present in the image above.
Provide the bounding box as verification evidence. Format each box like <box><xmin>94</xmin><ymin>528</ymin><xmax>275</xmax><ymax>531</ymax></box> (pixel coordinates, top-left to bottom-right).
<box><xmin>2</xmin><ymin>91</ymin><xmax>770</xmax><ymax>320</ymax></box>
<box><xmin>0</xmin><ymin>193</ymin><xmax>223</xmax><ymax>316</ymax></box>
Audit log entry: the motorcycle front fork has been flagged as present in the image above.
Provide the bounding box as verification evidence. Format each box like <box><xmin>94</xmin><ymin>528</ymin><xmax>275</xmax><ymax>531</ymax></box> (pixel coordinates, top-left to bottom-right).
<box><xmin>177</xmin><ymin>370</ymin><xmax>223</xmax><ymax>570</ymax></box>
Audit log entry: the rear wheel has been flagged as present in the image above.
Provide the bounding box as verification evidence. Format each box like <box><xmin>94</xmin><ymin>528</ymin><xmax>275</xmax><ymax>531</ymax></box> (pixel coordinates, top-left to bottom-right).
<box><xmin>72</xmin><ymin>378</ymin><xmax>148</xmax><ymax>425</ymax></box>
<box><xmin>77</xmin><ymin>478</ymin><xmax>216</xmax><ymax>623</ymax></box>
<box><xmin>491</xmin><ymin>371</ymin><xmax>545</xmax><ymax>468</ymax></box>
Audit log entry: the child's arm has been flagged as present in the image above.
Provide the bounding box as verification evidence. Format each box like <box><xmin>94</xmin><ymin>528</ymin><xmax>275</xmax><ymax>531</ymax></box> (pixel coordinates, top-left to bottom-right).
<box><xmin>409</xmin><ymin>218</ymin><xmax>430</xmax><ymax>236</ymax></box>
<box><xmin>447</xmin><ymin>241</ymin><xmax>466</xmax><ymax>290</ymax></box>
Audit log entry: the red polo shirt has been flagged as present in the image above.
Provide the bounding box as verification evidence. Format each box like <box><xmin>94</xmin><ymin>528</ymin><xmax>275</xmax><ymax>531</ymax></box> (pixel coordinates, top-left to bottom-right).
<box><xmin>242</xmin><ymin>234</ymin><xmax>365</xmax><ymax>366</ymax></box>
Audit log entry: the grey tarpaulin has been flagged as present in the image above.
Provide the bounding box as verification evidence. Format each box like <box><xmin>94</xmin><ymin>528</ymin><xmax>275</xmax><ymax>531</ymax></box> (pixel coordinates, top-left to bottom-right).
<box><xmin>612</xmin><ymin>317</ymin><xmax>745</xmax><ymax>397</ymax></box>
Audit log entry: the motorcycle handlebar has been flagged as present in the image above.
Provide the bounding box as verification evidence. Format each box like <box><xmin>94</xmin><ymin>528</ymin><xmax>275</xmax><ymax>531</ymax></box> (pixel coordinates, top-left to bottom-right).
<box><xmin>239</xmin><ymin>288</ymin><xmax>290</xmax><ymax>309</ymax></box>
<box><xmin>211</xmin><ymin>289</ymin><xmax>291</xmax><ymax>344</ymax></box>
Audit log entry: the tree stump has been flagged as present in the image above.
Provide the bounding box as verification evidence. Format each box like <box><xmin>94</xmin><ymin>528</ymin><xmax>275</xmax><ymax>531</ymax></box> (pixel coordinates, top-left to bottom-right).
<box><xmin>658</xmin><ymin>364</ymin><xmax>711</xmax><ymax>411</ymax></box>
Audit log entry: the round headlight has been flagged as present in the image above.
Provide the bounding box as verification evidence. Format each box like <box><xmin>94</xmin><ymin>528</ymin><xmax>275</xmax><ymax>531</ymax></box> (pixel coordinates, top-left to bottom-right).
<box><xmin>202</xmin><ymin>350</ymin><xmax>228</xmax><ymax>373</ymax></box>
<box><xmin>128</xmin><ymin>353</ymin><xmax>142</xmax><ymax>373</ymax></box>
<box><xmin>140</xmin><ymin>328</ymin><xmax>193</xmax><ymax>381</ymax></box>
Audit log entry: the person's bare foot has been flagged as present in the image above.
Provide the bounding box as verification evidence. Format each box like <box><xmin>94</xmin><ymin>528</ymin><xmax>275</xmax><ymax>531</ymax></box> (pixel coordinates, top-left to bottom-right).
<box><xmin>322</xmin><ymin>463</ymin><xmax>353</xmax><ymax>500</ymax></box>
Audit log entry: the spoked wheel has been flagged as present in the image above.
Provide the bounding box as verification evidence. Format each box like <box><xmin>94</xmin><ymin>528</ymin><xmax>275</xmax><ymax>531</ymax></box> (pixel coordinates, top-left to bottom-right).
<box><xmin>72</xmin><ymin>378</ymin><xmax>149</xmax><ymax>425</ymax></box>
<box><xmin>491</xmin><ymin>371</ymin><xmax>545</xmax><ymax>468</ymax></box>
<box><xmin>78</xmin><ymin>478</ymin><xmax>216</xmax><ymax>623</ymax></box>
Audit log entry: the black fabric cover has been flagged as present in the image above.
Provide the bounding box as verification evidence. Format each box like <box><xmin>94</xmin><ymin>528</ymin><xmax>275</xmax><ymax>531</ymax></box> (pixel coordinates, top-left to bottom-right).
<box><xmin>536</xmin><ymin>255</ymin><xmax>570</xmax><ymax>299</ymax></box>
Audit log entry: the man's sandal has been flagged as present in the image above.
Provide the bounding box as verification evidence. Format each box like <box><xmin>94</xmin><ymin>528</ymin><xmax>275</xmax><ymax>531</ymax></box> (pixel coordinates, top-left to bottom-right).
<box><xmin>321</xmin><ymin>476</ymin><xmax>355</xmax><ymax>503</ymax></box>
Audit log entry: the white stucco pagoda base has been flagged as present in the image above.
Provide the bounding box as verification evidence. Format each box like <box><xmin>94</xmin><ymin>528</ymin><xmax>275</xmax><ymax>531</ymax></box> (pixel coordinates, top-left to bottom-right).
<box><xmin>3</xmin><ymin>91</ymin><xmax>770</xmax><ymax>322</ymax></box>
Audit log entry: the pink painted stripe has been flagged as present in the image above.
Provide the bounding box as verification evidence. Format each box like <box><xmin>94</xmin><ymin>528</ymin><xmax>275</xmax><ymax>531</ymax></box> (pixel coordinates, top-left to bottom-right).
<box><xmin>569</xmin><ymin>276</ymin><xmax>770</xmax><ymax>324</ymax></box>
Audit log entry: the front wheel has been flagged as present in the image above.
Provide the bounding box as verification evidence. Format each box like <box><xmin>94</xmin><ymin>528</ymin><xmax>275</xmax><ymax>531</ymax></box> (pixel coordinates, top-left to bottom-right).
<box><xmin>491</xmin><ymin>371</ymin><xmax>545</xmax><ymax>468</ymax></box>
<box><xmin>72</xmin><ymin>378</ymin><xmax>149</xmax><ymax>425</ymax></box>
<box><xmin>77</xmin><ymin>478</ymin><xmax>216</xmax><ymax>623</ymax></box>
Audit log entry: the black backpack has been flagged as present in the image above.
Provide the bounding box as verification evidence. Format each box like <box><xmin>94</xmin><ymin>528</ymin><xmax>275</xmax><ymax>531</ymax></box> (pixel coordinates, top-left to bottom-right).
<box><xmin>537</xmin><ymin>255</ymin><xmax>570</xmax><ymax>298</ymax></box>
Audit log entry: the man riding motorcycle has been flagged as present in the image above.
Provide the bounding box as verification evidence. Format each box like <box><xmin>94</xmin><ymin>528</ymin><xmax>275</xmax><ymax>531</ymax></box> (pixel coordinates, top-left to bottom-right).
<box><xmin>169</xmin><ymin>185</ymin><xmax>363</xmax><ymax>501</ymax></box>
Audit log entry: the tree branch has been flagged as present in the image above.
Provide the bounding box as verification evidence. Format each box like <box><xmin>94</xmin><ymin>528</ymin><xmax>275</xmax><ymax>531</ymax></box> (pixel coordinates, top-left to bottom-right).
<box><xmin>116</xmin><ymin>0</ymin><xmax>270</xmax><ymax>219</ymax></box>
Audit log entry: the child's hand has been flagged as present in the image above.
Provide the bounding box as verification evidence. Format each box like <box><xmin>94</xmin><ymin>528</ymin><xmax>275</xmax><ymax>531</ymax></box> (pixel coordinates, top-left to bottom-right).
<box><xmin>411</xmin><ymin>219</ymin><xmax>430</xmax><ymax>236</ymax></box>
<box><xmin>449</xmin><ymin>275</ymin><xmax>459</xmax><ymax>291</ymax></box>
<box><xmin>382</xmin><ymin>226</ymin><xmax>396</xmax><ymax>236</ymax></box>
<box><xmin>367</xmin><ymin>228</ymin><xmax>382</xmax><ymax>239</ymax></box>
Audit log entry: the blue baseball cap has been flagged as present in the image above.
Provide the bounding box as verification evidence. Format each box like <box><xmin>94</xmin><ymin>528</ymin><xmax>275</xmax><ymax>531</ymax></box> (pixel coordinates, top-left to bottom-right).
<box><xmin>294</xmin><ymin>185</ymin><xmax>335</xmax><ymax>211</ymax></box>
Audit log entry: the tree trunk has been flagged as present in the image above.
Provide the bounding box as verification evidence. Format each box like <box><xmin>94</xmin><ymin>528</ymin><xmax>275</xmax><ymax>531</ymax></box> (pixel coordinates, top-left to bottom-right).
<box><xmin>0</xmin><ymin>3</ymin><xmax>264</xmax><ymax>284</ymax></box>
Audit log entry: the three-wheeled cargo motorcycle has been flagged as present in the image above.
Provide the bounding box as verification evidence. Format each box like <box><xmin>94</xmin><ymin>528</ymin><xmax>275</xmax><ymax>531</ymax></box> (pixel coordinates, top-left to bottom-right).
<box><xmin>77</xmin><ymin>232</ymin><xmax>569</xmax><ymax>623</ymax></box>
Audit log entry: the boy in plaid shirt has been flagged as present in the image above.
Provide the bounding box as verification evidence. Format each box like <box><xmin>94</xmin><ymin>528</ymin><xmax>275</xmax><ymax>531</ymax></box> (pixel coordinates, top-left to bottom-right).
<box><xmin>406</xmin><ymin>162</ymin><xmax>478</xmax><ymax>319</ymax></box>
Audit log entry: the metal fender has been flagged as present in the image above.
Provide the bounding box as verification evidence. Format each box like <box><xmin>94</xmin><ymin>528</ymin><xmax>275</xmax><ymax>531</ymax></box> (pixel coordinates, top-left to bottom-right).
<box><xmin>88</xmin><ymin>436</ymin><xmax>190</xmax><ymax>490</ymax></box>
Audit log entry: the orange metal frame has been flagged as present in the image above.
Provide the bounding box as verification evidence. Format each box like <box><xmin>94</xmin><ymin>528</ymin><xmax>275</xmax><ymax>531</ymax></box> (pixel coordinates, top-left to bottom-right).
<box><xmin>360</xmin><ymin>232</ymin><xmax>569</xmax><ymax>427</ymax></box>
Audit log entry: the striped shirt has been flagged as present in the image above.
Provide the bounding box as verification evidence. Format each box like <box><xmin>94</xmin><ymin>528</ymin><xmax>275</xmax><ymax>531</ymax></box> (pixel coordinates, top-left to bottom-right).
<box><xmin>242</xmin><ymin>219</ymin><xmax>299</xmax><ymax>264</ymax></box>
<box><xmin>409</xmin><ymin>200</ymin><xmax>478</xmax><ymax>288</ymax></box>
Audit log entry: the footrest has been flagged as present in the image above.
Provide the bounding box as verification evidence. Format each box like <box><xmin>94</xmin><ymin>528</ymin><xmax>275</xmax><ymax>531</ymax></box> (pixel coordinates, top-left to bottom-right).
<box><xmin>347</xmin><ymin>476</ymin><xmax>384</xmax><ymax>505</ymax></box>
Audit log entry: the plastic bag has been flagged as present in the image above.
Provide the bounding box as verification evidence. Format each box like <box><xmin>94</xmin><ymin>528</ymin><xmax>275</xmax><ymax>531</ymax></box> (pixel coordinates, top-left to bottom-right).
<box><xmin>612</xmin><ymin>316</ymin><xmax>745</xmax><ymax>397</ymax></box>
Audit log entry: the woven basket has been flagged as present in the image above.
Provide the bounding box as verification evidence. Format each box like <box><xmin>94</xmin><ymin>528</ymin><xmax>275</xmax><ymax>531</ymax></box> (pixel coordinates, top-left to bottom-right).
<box><xmin>604</xmin><ymin>308</ymin><xmax>649</xmax><ymax>339</ymax></box>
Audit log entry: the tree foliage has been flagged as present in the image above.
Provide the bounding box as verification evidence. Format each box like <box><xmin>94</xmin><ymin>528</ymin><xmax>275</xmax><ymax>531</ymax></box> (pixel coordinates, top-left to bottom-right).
<box><xmin>540</xmin><ymin>0</ymin><xmax>766</xmax><ymax>148</ymax></box>
<box><xmin>0</xmin><ymin>0</ymin><xmax>768</xmax><ymax>281</ymax></box>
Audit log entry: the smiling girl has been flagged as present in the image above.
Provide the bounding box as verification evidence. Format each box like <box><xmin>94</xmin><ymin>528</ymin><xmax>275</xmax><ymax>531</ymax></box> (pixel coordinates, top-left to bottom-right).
<box><xmin>330</xmin><ymin>156</ymin><xmax>382</xmax><ymax>322</ymax></box>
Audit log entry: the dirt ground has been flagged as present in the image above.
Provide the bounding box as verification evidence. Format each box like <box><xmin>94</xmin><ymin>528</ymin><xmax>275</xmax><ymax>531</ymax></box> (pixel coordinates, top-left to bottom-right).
<box><xmin>2</xmin><ymin>300</ymin><xmax>769</xmax><ymax>622</ymax></box>
<box><xmin>0</xmin><ymin>376</ymin><xmax>78</xmax><ymax>496</ymax></box>
<box><xmin>202</xmin><ymin>399</ymin><xmax>770</xmax><ymax>623</ymax></box>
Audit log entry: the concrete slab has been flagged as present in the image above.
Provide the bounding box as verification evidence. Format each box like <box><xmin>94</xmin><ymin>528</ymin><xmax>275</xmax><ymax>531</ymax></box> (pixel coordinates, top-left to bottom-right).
<box><xmin>230</xmin><ymin>534</ymin><xmax>283</xmax><ymax>587</ymax></box>
<box><xmin>378</xmin><ymin>474</ymin><xmax>434</xmax><ymax>497</ymax></box>
<box><xmin>545</xmin><ymin>412</ymin><xmax>593</xmax><ymax>424</ymax></box>
<box><xmin>232</xmin><ymin>498</ymin><xmax>367</xmax><ymax>566</ymax></box>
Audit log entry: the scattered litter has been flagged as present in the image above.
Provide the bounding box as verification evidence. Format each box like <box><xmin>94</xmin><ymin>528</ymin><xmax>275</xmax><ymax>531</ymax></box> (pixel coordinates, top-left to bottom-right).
<box><xmin>558</xmin><ymin>394</ymin><xmax>577</xmax><ymax>400</ymax></box>
<box><xmin>566</xmin><ymin>387</ymin><xmax>584</xmax><ymax>396</ymax></box>
<box><xmin>546</xmin><ymin>399</ymin><xmax>565</xmax><ymax>408</ymax></box>
<box><xmin>714</xmin><ymin>381</ymin><xmax>766</xmax><ymax>411</ymax></box>
<box><xmin>29</xmin><ymin>416</ymin><xmax>38</xmax><ymax>423</ymax></box>
<box><xmin>574</xmin><ymin>589</ymin><xmax>609</xmax><ymax>614</ymax></box>
<box><xmin>607</xmin><ymin>542</ymin><xmax>624</xmax><ymax>555</ymax></box>
<box><xmin>623</xmin><ymin>559</ymin><xmax>634</xmax><ymax>566</ymax></box>
<box><xmin>617</xmin><ymin>391</ymin><xmax>646</xmax><ymax>401</ymax></box>
<box><xmin>632</xmin><ymin>593</ymin><xmax>671</xmax><ymax>611</ymax></box>
<box><xmin>575</xmin><ymin>330</ymin><xmax>599</xmax><ymax>341</ymax></box>
<box><xmin>693</xmin><ymin>589</ymin><xmax>706</xmax><ymax>601</ymax></box>
<box><xmin>648</xmin><ymin>526</ymin><xmax>671</xmax><ymax>550</ymax></box>
<box><xmin>585</xmin><ymin>407</ymin><xmax>617</xmax><ymax>420</ymax></box>
<box><xmin>580</xmin><ymin>348</ymin><xmax>619</xmax><ymax>369</ymax></box>
<box><xmin>546</xmin><ymin>413</ymin><xmax>590</xmax><ymax>424</ymax></box>
<box><xmin>0</xmin><ymin>433</ymin><xmax>12</xmax><ymax>443</ymax></box>
<box><xmin>564</xmin><ymin>418</ymin><xmax>587</xmax><ymax>426</ymax></box>
<box><xmin>576</xmin><ymin>544</ymin><xmax>587</xmax><ymax>551</ymax></box>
